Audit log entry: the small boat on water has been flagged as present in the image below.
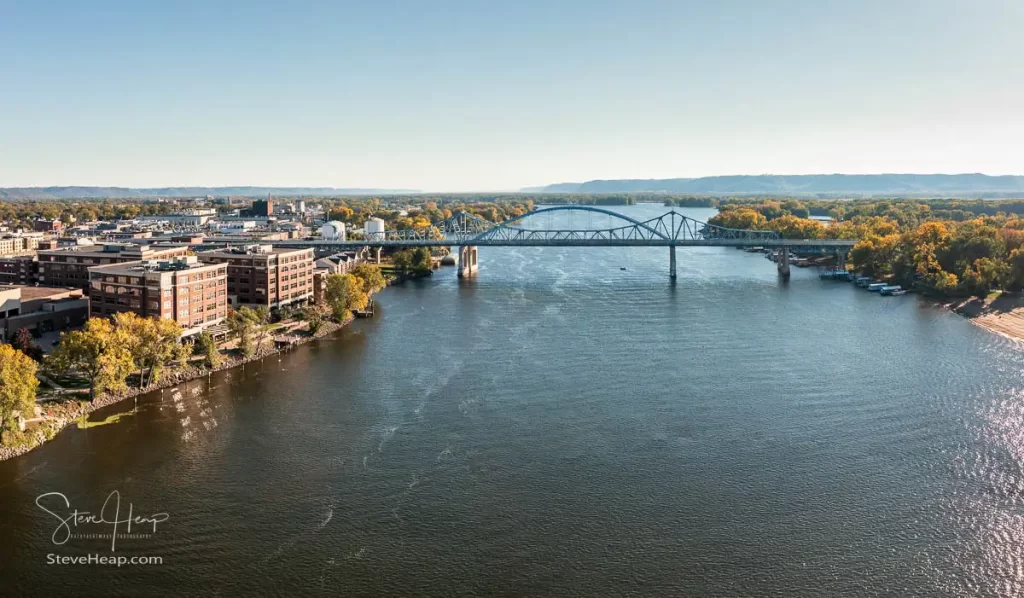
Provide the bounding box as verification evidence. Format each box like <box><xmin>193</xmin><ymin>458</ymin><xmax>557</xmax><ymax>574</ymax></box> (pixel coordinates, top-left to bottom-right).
<box><xmin>867</xmin><ymin>282</ymin><xmax>887</xmax><ymax>292</ymax></box>
<box><xmin>620</xmin><ymin>267</ymin><xmax>627</xmax><ymax>271</ymax></box>
<box><xmin>890</xmin><ymin>289</ymin><xmax>908</xmax><ymax>296</ymax></box>
<box><xmin>879</xmin><ymin>285</ymin><xmax>903</xmax><ymax>296</ymax></box>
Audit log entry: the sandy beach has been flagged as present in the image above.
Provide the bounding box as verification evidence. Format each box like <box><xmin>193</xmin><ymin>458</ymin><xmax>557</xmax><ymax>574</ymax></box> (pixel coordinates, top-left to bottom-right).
<box><xmin>950</xmin><ymin>293</ymin><xmax>1024</xmax><ymax>343</ymax></box>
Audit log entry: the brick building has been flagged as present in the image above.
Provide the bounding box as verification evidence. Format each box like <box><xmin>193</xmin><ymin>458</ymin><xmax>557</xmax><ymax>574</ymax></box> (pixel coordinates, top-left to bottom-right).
<box><xmin>199</xmin><ymin>245</ymin><xmax>313</xmax><ymax>310</ymax></box>
<box><xmin>0</xmin><ymin>255</ymin><xmax>39</xmax><ymax>285</ymax></box>
<box><xmin>37</xmin><ymin>243</ymin><xmax>191</xmax><ymax>290</ymax></box>
<box><xmin>33</xmin><ymin>219</ymin><xmax>63</xmax><ymax>233</ymax></box>
<box><xmin>87</xmin><ymin>256</ymin><xmax>228</xmax><ymax>335</ymax></box>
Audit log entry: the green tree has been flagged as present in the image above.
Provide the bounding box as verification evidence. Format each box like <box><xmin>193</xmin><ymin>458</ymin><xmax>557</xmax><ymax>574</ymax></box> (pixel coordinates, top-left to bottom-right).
<box><xmin>1009</xmin><ymin>248</ymin><xmax>1024</xmax><ymax>290</ymax></box>
<box><xmin>0</xmin><ymin>345</ymin><xmax>39</xmax><ymax>436</ymax></box>
<box><xmin>325</xmin><ymin>273</ymin><xmax>368</xmax><ymax>320</ymax></box>
<box><xmin>392</xmin><ymin>250</ymin><xmax>413</xmax><ymax>279</ymax></box>
<box><xmin>411</xmin><ymin>247</ymin><xmax>433</xmax><ymax>274</ymax></box>
<box><xmin>961</xmin><ymin>257</ymin><xmax>1009</xmax><ymax>297</ymax></box>
<box><xmin>193</xmin><ymin>330</ymin><xmax>223</xmax><ymax>369</ymax></box>
<box><xmin>228</xmin><ymin>308</ymin><xmax>259</xmax><ymax>357</ymax></box>
<box><xmin>302</xmin><ymin>306</ymin><xmax>327</xmax><ymax>335</ymax></box>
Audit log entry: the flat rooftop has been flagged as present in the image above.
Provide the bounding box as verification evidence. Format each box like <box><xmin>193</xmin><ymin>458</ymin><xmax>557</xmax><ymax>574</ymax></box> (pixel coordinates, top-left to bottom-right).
<box><xmin>38</xmin><ymin>243</ymin><xmax>189</xmax><ymax>255</ymax></box>
<box><xmin>201</xmin><ymin>246</ymin><xmax>311</xmax><ymax>258</ymax></box>
<box><xmin>1</xmin><ymin>285</ymin><xmax>83</xmax><ymax>301</ymax></box>
<box><xmin>90</xmin><ymin>259</ymin><xmax>221</xmax><ymax>277</ymax></box>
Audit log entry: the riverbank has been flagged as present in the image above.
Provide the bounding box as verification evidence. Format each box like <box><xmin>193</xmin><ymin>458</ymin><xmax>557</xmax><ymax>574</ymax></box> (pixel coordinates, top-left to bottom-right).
<box><xmin>948</xmin><ymin>293</ymin><xmax>1024</xmax><ymax>343</ymax></box>
<box><xmin>0</xmin><ymin>316</ymin><xmax>354</xmax><ymax>462</ymax></box>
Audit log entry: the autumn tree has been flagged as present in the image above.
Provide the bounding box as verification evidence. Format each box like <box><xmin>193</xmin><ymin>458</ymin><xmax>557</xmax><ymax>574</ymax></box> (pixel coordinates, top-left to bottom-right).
<box><xmin>112</xmin><ymin>313</ymin><xmax>187</xmax><ymax>387</ymax></box>
<box><xmin>10</xmin><ymin>328</ymin><xmax>43</xmax><ymax>361</ymax></box>
<box><xmin>0</xmin><ymin>345</ymin><xmax>39</xmax><ymax>435</ymax></box>
<box><xmin>325</xmin><ymin>273</ymin><xmax>368</xmax><ymax>320</ymax></box>
<box><xmin>708</xmin><ymin>208</ymin><xmax>768</xmax><ymax>231</ymax></box>
<box><xmin>768</xmin><ymin>215</ymin><xmax>825</xmax><ymax>239</ymax></box>
<box><xmin>49</xmin><ymin>318</ymin><xmax>133</xmax><ymax>401</ymax></box>
<box><xmin>352</xmin><ymin>263</ymin><xmax>387</xmax><ymax>294</ymax></box>
<box><xmin>961</xmin><ymin>257</ymin><xmax>1009</xmax><ymax>297</ymax></box>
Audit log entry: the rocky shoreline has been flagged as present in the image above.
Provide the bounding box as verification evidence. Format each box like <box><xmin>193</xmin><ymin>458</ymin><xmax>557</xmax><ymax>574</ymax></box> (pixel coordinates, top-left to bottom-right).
<box><xmin>0</xmin><ymin>318</ymin><xmax>352</xmax><ymax>462</ymax></box>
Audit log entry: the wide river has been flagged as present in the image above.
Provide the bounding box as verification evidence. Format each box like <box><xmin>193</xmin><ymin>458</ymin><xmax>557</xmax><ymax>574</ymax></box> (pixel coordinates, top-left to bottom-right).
<box><xmin>2</xmin><ymin>205</ymin><xmax>1024</xmax><ymax>596</ymax></box>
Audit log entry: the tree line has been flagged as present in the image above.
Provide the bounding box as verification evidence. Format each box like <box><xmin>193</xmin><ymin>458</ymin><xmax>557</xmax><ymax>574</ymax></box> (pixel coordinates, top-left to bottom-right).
<box><xmin>707</xmin><ymin>199</ymin><xmax>1024</xmax><ymax>298</ymax></box>
<box><xmin>0</xmin><ymin>265</ymin><xmax>389</xmax><ymax>446</ymax></box>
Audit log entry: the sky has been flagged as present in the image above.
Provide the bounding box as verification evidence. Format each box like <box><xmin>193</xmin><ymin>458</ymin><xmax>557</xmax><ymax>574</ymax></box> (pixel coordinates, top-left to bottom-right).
<box><xmin>1</xmin><ymin>0</ymin><xmax>1022</xmax><ymax>191</ymax></box>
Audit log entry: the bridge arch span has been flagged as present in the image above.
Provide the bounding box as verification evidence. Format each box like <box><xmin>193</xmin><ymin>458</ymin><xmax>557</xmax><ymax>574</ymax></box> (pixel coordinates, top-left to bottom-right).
<box><xmin>471</xmin><ymin>205</ymin><xmax>670</xmax><ymax>242</ymax></box>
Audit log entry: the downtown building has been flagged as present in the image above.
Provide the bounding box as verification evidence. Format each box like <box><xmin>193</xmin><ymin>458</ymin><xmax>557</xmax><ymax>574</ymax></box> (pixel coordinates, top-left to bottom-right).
<box><xmin>198</xmin><ymin>245</ymin><xmax>314</xmax><ymax>310</ymax></box>
<box><xmin>87</xmin><ymin>255</ymin><xmax>228</xmax><ymax>335</ymax></box>
<box><xmin>37</xmin><ymin>243</ymin><xmax>192</xmax><ymax>291</ymax></box>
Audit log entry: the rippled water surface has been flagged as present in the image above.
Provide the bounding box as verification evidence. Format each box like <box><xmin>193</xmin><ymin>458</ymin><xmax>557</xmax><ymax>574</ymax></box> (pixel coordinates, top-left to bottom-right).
<box><xmin>2</xmin><ymin>205</ymin><xmax>1024</xmax><ymax>596</ymax></box>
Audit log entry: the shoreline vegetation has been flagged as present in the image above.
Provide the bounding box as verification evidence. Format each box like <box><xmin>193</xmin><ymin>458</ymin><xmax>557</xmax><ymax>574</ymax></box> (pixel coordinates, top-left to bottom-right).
<box><xmin>0</xmin><ymin>263</ymin><xmax>399</xmax><ymax>462</ymax></box>
<box><xmin>699</xmin><ymin>196</ymin><xmax>1024</xmax><ymax>343</ymax></box>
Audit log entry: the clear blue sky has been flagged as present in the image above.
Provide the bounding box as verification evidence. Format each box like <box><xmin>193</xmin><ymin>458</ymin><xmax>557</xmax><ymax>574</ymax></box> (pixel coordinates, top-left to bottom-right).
<box><xmin>1</xmin><ymin>0</ymin><xmax>1022</xmax><ymax>191</ymax></box>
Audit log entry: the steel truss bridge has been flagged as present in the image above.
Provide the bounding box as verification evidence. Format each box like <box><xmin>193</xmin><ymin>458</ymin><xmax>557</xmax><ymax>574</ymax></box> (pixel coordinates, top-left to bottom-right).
<box><xmin>230</xmin><ymin>206</ymin><xmax>856</xmax><ymax>278</ymax></box>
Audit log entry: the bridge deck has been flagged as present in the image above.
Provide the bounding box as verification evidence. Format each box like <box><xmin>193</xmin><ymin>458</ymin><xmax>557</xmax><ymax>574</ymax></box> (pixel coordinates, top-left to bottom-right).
<box><xmin>219</xmin><ymin>238</ymin><xmax>856</xmax><ymax>250</ymax></box>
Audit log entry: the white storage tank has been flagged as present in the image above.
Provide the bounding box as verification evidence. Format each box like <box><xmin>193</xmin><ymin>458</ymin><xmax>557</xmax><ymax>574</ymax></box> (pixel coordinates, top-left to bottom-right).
<box><xmin>365</xmin><ymin>218</ymin><xmax>386</xmax><ymax>240</ymax></box>
<box><xmin>320</xmin><ymin>221</ymin><xmax>347</xmax><ymax>241</ymax></box>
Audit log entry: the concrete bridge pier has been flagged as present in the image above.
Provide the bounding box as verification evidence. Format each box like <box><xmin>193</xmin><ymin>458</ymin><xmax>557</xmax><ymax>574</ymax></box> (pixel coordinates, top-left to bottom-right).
<box><xmin>778</xmin><ymin>247</ymin><xmax>791</xmax><ymax>279</ymax></box>
<box><xmin>360</xmin><ymin>246</ymin><xmax>383</xmax><ymax>264</ymax></box>
<box><xmin>837</xmin><ymin>251</ymin><xmax>847</xmax><ymax>270</ymax></box>
<box><xmin>669</xmin><ymin>245</ymin><xmax>677</xmax><ymax>280</ymax></box>
<box><xmin>458</xmin><ymin>245</ymin><xmax>478</xmax><ymax>278</ymax></box>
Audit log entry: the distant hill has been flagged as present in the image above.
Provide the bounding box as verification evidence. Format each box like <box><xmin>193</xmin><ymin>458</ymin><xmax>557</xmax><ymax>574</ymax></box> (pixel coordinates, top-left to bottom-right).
<box><xmin>526</xmin><ymin>174</ymin><xmax>1024</xmax><ymax>196</ymax></box>
<box><xmin>0</xmin><ymin>186</ymin><xmax>419</xmax><ymax>200</ymax></box>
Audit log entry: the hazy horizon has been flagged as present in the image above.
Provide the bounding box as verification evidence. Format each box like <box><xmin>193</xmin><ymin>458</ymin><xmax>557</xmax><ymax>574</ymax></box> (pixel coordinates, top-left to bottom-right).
<box><xmin>6</xmin><ymin>172</ymin><xmax>1024</xmax><ymax>195</ymax></box>
<box><xmin>2</xmin><ymin>0</ymin><xmax>1022</xmax><ymax>191</ymax></box>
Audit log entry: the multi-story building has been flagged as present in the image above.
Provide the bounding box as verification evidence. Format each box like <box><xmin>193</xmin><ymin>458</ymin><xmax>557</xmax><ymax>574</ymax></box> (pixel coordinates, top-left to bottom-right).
<box><xmin>244</xmin><ymin>198</ymin><xmax>273</xmax><ymax>217</ymax></box>
<box><xmin>0</xmin><ymin>256</ymin><xmax>39</xmax><ymax>285</ymax></box>
<box><xmin>0</xmin><ymin>234</ymin><xmax>46</xmax><ymax>256</ymax></box>
<box><xmin>37</xmin><ymin>243</ymin><xmax>191</xmax><ymax>291</ymax></box>
<box><xmin>33</xmin><ymin>219</ymin><xmax>63</xmax><ymax>233</ymax></box>
<box><xmin>87</xmin><ymin>256</ymin><xmax>228</xmax><ymax>335</ymax></box>
<box><xmin>199</xmin><ymin>245</ymin><xmax>313</xmax><ymax>310</ymax></box>
<box><xmin>0</xmin><ymin>285</ymin><xmax>89</xmax><ymax>341</ymax></box>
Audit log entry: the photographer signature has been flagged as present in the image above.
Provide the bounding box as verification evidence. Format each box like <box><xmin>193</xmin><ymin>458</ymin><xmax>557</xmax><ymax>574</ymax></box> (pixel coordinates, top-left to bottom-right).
<box><xmin>35</xmin><ymin>490</ymin><xmax>169</xmax><ymax>552</ymax></box>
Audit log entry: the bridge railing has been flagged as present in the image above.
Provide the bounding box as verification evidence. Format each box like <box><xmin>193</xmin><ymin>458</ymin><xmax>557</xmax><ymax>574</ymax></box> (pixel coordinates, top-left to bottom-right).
<box><xmin>356</xmin><ymin>207</ymin><xmax>787</xmax><ymax>245</ymax></box>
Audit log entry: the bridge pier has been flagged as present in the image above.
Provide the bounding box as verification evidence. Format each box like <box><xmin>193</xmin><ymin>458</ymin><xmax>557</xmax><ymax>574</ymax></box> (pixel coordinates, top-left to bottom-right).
<box><xmin>837</xmin><ymin>251</ymin><xmax>847</xmax><ymax>270</ymax></box>
<box><xmin>669</xmin><ymin>245</ymin><xmax>677</xmax><ymax>279</ymax></box>
<box><xmin>359</xmin><ymin>246</ymin><xmax>382</xmax><ymax>264</ymax></box>
<box><xmin>458</xmin><ymin>245</ymin><xmax>478</xmax><ymax>278</ymax></box>
<box><xmin>778</xmin><ymin>247</ymin><xmax>791</xmax><ymax>279</ymax></box>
